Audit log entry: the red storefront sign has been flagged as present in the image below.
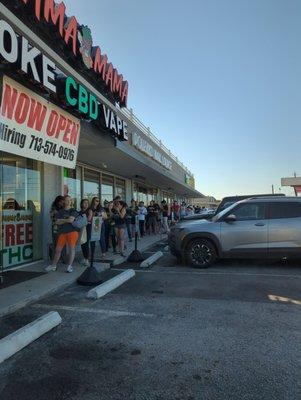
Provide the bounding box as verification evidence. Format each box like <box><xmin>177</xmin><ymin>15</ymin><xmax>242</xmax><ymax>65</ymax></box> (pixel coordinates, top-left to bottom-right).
<box><xmin>19</xmin><ymin>0</ymin><xmax>128</xmax><ymax>106</ymax></box>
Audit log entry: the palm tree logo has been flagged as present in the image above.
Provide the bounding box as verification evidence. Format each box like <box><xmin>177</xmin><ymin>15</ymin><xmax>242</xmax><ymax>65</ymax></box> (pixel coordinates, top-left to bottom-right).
<box><xmin>78</xmin><ymin>26</ymin><xmax>93</xmax><ymax>69</ymax></box>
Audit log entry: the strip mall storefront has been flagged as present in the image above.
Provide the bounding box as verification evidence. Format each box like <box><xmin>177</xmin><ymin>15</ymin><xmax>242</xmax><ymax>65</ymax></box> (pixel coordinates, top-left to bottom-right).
<box><xmin>0</xmin><ymin>0</ymin><xmax>201</xmax><ymax>271</ymax></box>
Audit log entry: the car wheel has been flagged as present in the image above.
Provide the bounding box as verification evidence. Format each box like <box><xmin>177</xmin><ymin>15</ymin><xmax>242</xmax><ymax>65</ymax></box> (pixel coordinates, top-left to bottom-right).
<box><xmin>185</xmin><ymin>239</ymin><xmax>217</xmax><ymax>268</ymax></box>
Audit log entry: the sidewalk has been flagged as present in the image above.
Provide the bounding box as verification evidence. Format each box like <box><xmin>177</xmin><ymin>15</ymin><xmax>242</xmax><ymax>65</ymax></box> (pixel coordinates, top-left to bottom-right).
<box><xmin>0</xmin><ymin>234</ymin><xmax>167</xmax><ymax>318</ymax></box>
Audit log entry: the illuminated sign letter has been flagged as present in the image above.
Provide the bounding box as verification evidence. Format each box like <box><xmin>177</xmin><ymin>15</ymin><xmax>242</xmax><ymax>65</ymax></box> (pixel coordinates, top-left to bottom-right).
<box><xmin>64</xmin><ymin>16</ymin><xmax>78</xmax><ymax>56</ymax></box>
<box><xmin>66</xmin><ymin>76</ymin><xmax>78</xmax><ymax>107</ymax></box>
<box><xmin>93</xmin><ymin>47</ymin><xmax>108</xmax><ymax>81</ymax></box>
<box><xmin>105</xmin><ymin>63</ymin><xmax>114</xmax><ymax>92</ymax></box>
<box><xmin>0</xmin><ymin>20</ymin><xmax>18</xmax><ymax>63</ymax></box>
<box><xmin>113</xmin><ymin>70</ymin><xmax>123</xmax><ymax>98</ymax></box>
<box><xmin>44</xmin><ymin>0</ymin><xmax>66</xmax><ymax>37</ymax></box>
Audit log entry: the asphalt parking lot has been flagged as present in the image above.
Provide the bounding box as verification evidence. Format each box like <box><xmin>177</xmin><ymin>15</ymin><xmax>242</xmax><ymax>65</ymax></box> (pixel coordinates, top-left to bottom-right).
<box><xmin>0</xmin><ymin>246</ymin><xmax>300</xmax><ymax>400</ymax></box>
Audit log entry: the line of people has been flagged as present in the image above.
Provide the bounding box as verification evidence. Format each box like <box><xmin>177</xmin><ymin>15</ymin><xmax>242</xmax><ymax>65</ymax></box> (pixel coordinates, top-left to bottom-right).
<box><xmin>47</xmin><ymin>195</ymin><xmax>192</xmax><ymax>273</ymax></box>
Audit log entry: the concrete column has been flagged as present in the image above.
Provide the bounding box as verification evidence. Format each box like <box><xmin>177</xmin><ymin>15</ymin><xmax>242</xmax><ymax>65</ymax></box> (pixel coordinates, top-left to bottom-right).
<box><xmin>42</xmin><ymin>164</ymin><xmax>62</xmax><ymax>261</ymax></box>
<box><xmin>125</xmin><ymin>179</ymin><xmax>132</xmax><ymax>204</ymax></box>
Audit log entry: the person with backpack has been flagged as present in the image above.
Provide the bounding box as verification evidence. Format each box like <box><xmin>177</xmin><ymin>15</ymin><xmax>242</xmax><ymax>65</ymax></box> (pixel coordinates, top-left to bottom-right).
<box><xmin>46</xmin><ymin>195</ymin><xmax>80</xmax><ymax>273</ymax></box>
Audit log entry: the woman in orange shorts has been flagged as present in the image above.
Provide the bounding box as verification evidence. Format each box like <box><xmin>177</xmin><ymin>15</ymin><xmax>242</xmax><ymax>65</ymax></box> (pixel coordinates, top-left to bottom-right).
<box><xmin>46</xmin><ymin>195</ymin><xmax>80</xmax><ymax>273</ymax></box>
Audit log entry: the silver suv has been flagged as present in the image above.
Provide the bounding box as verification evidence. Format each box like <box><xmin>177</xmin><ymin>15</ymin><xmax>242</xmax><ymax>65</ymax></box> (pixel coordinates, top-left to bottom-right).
<box><xmin>168</xmin><ymin>197</ymin><xmax>301</xmax><ymax>268</ymax></box>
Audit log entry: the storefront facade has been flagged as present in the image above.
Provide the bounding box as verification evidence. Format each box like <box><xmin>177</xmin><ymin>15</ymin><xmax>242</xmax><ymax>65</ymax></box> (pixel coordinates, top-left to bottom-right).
<box><xmin>0</xmin><ymin>0</ymin><xmax>202</xmax><ymax>271</ymax></box>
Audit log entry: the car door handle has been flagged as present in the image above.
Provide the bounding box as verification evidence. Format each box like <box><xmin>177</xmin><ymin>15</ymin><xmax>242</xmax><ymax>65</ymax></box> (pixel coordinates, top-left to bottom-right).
<box><xmin>254</xmin><ymin>222</ymin><xmax>266</xmax><ymax>227</ymax></box>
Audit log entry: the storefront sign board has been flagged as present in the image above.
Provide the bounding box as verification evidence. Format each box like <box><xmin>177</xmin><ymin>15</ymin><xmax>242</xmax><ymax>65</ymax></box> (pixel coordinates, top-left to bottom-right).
<box><xmin>132</xmin><ymin>132</ymin><xmax>172</xmax><ymax>170</ymax></box>
<box><xmin>0</xmin><ymin>76</ymin><xmax>81</xmax><ymax>168</ymax></box>
<box><xmin>0</xmin><ymin>210</ymin><xmax>33</xmax><ymax>269</ymax></box>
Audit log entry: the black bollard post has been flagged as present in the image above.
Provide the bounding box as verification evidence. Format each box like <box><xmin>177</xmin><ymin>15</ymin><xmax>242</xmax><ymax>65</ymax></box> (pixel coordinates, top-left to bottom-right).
<box><xmin>77</xmin><ymin>240</ymin><xmax>103</xmax><ymax>286</ymax></box>
<box><xmin>127</xmin><ymin>232</ymin><xmax>144</xmax><ymax>263</ymax></box>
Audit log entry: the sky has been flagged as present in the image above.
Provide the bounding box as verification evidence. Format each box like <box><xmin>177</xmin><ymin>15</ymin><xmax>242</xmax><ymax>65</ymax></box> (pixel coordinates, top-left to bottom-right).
<box><xmin>63</xmin><ymin>0</ymin><xmax>300</xmax><ymax>199</ymax></box>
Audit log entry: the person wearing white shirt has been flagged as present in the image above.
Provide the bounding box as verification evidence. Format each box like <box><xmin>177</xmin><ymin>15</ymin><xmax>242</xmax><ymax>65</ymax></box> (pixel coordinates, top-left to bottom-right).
<box><xmin>138</xmin><ymin>201</ymin><xmax>147</xmax><ymax>237</ymax></box>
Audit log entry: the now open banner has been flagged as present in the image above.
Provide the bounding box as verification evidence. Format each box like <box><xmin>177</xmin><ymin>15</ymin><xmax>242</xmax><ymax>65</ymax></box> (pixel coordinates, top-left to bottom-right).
<box><xmin>0</xmin><ymin>76</ymin><xmax>81</xmax><ymax>168</ymax></box>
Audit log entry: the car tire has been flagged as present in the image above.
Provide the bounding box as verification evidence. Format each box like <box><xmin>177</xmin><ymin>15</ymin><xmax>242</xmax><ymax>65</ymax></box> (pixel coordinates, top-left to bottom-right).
<box><xmin>185</xmin><ymin>239</ymin><xmax>217</xmax><ymax>268</ymax></box>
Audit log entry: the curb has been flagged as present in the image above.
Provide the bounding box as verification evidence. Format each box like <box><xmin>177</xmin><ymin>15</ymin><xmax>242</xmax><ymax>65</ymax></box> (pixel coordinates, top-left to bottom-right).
<box><xmin>94</xmin><ymin>262</ymin><xmax>111</xmax><ymax>272</ymax></box>
<box><xmin>112</xmin><ymin>256</ymin><xmax>126</xmax><ymax>266</ymax></box>
<box><xmin>140</xmin><ymin>251</ymin><xmax>164</xmax><ymax>268</ymax></box>
<box><xmin>0</xmin><ymin>311</ymin><xmax>62</xmax><ymax>364</ymax></box>
<box><xmin>0</xmin><ymin>278</ymin><xmax>78</xmax><ymax>319</ymax></box>
<box><xmin>87</xmin><ymin>269</ymin><xmax>135</xmax><ymax>299</ymax></box>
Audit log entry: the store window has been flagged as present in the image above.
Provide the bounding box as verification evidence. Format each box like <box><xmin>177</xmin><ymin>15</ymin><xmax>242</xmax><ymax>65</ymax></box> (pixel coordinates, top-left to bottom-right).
<box><xmin>147</xmin><ymin>188</ymin><xmax>158</xmax><ymax>204</ymax></box>
<box><xmin>101</xmin><ymin>174</ymin><xmax>114</xmax><ymax>203</ymax></box>
<box><xmin>162</xmin><ymin>191</ymin><xmax>174</xmax><ymax>205</ymax></box>
<box><xmin>115</xmin><ymin>178</ymin><xmax>126</xmax><ymax>201</ymax></box>
<box><xmin>0</xmin><ymin>152</ymin><xmax>42</xmax><ymax>270</ymax></box>
<box><xmin>137</xmin><ymin>186</ymin><xmax>148</xmax><ymax>204</ymax></box>
<box><xmin>84</xmin><ymin>169</ymin><xmax>100</xmax><ymax>203</ymax></box>
<box><xmin>63</xmin><ymin>167</ymin><xmax>82</xmax><ymax>209</ymax></box>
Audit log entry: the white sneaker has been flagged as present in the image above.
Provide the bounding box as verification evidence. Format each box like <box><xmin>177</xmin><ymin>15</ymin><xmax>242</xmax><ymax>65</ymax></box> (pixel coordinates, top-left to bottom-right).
<box><xmin>66</xmin><ymin>265</ymin><xmax>73</xmax><ymax>273</ymax></box>
<box><xmin>45</xmin><ymin>265</ymin><xmax>57</xmax><ymax>272</ymax></box>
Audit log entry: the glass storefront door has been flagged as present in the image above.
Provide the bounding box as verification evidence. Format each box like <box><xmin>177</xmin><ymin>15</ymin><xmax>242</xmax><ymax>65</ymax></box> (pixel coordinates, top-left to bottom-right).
<box><xmin>0</xmin><ymin>152</ymin><xmax>43</xmax><ymax>270</ymax></box>
<box><xmin>84</xmin><ymin>169</ymin><xmax>100</xmax><ymax>203</ymax></box>
<box><xmin>133</xmin><ymin>182</ymin><xmax>158</xmax><ymax>204</ymax></box>
<box><xmin>101</xmin><ymin>174</ymin><xmax>114</xmax><ymax>203</ymax></box>
<box><xmin>63</xmin><ymin>167</ymin><xmax>82</xmax><ymax>209</ymax></box>
<box><xmin>115</xmin><ymin>178</ymin><xmax>126</xmax><ymax>201</ymax></box>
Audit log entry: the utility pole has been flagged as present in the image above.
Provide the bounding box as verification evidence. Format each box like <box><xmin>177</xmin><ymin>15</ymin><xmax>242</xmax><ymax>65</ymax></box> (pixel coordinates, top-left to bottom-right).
<box><xmin>272</xmin><ymin>184</ymin><xmax>275</xmax><ymax>194</ymax></box>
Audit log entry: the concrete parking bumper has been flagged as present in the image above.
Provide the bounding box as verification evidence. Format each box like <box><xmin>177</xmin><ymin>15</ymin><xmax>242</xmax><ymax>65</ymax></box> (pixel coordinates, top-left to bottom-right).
<box><xmin>0</xmin><ymin>311</ymin><xmax>62</xmax><ymax>364</ymax></box>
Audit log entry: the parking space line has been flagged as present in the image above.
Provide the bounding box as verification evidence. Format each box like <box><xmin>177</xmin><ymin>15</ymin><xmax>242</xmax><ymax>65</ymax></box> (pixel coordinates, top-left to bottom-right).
<box><xmin>112</xmin><ymin>269</ymin><xmax>301</xmax><ymax>279</ymax></box>
<box><xmin>31</xmin><ymin>304</ymin><xmax>155</xmax><ymax>318</ymax></box>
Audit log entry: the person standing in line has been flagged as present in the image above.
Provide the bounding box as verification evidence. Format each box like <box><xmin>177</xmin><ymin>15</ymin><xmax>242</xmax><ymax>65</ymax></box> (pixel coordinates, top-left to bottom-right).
<box><xmin>80</xmin><ymin>198</ymin><xmax>93</xmax><ymax>267</ymax></box>
<box><xmin>161</xmin><ymin>200</ymin><xmax>170</xmax><ymax>234</ymax></box>
<box><xmin>186</xmin><ymin>205</ymin><xmax>195</xmax><ymax>216</ymax></box>
<box><xmin>125</xmin><ymin>204</ymin><xmax>133</xmax><ymax>242</ymax></box>
<box><xmin>46</xmin><ymin>195</ymin><xmax>79</xmax><ymax>273</ymax></box>
<box><xmin>112</xmin><ymin>200</ymin><xmax>127</xmax><ymax>256</ymax></box>
<box><xmin>49</xmin><ymin>195</ymin><xmax>64</xmax><ymax>258</ymax></box>
<box><xmin>180</xmin><ymin>201</ymin><xmax>187</xmax><ymax>219</ymax></box>
<box><xmin>147</xmin><ymin>200</ymin><xmax>157</xmax><ymax>235</ymax></box>
<box><xmin>90</xmin><ymin>197</ymin><xmax>107</xmax><ymax>261</ymax></box>
<box><xmin>130</xmin><ymin>199</ymin><xmax>139</xmax><ymax>239</ymax></box>
<box><xmin>138</xmin><ymin>201</ymin><xmax>147</xmax><ymax>237</ymax></box>
<box><xmin>107</xmin><ymin>201</ymin><xmax>117</xmax><ymax>253</ymax></box>
<box><xmin>154</xmin><ymin>202</ymin><xmax>161</xmax><ymax>234</ymax></box>
<box><xmin>103</xmin><ymin>200</ymin><xmax>111</xmax><ymax>252</ymax></box>
<box><xmin>171</xmin><ymin>200</ymin><xmax>180</xmax><ymax>222</ymax></box>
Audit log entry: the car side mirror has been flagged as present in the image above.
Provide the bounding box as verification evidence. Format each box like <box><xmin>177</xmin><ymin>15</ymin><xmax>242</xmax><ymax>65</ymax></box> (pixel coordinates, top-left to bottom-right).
<box><xmin>224</xmin><ymin>214</ymin><xmax>236</xmax><ymax>223</ymax></box>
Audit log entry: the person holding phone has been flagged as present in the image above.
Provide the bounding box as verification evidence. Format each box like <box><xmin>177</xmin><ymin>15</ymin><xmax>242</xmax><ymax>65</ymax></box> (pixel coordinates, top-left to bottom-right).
<box><xmin>90</xmin><ymin>197</ymin><xmax>107</xmax><ymax>261</ymax></box>
<box><xmin>46</xmin><ymin>195</ymin><xmax>79</xmax><ymax>273</ymax></box>
<box><xmin>112</xmin><ymin>200</ymin><xmax>127</xmax><ymax>256</ymax></box>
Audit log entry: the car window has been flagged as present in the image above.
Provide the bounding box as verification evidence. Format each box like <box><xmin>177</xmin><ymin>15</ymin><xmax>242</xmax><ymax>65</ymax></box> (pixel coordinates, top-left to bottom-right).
<box><xmin>232</xmin><ymin>203</ymin><xmax>266</xmax><ymax>221</ymax></box>
<box><xmin>219</xmin><ymin>201</ymin><xmax>234</xmax><ymax>212</ymax></box>
<box><xmin>212</xmin><ymin>203</ymin><xmax>237</xmax><ymax>222</ymax></box>
<box><xmin>269</xmin><ymin>202</ymin><xmax>301</xmax><ymax>219</ymax></box>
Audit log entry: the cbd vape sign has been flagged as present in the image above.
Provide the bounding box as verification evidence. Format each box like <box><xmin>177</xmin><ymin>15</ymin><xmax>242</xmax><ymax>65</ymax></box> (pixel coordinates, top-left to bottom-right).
<box><xmin>64</xmin><ymin>76</ymin><xmax>129</xmax><ymax>141</ymax></box>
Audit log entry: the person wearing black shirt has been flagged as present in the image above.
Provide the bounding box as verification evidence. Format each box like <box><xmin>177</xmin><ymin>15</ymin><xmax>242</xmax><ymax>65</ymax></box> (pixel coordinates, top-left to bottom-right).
<box><xmin>161</xmin><ymin>200</ymin><xmax>170</xmax><ymax>234</ymax></box>
<box><xmin>147</xmin><ymin>200</ymin><xmax>157</xmax><ymax>235</ymax></box>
